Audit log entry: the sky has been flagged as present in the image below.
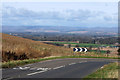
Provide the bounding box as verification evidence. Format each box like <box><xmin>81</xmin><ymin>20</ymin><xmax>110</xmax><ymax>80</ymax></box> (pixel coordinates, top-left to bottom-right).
<box><xmin>2</xmin><ymin>1</ymin><xmax>118</xmax><ymax>27</ymax></box>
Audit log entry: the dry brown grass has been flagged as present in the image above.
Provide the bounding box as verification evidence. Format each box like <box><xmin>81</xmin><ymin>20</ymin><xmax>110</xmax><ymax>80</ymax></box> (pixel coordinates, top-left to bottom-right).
<box><xmin>2</xmin><ymin>33</ymin><xmax>72</xmax><ymax>62</ymax></box>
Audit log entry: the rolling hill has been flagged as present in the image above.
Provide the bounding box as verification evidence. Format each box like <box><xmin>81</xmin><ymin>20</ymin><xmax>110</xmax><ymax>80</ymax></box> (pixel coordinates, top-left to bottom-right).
<box><xmin>3</xmin><ymin>26</ymin><xmax>117</xmax><ymax>36</ymax></box>
<box><xmin>2</xmin><ymin>33</ymin><xmax>72</xmax><ymax>62</ymax></box>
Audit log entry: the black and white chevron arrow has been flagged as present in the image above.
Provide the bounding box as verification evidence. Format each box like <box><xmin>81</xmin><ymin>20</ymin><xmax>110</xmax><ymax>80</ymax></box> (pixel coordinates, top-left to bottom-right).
<box><xmin>73</xmin><ymin>48</ymin><xmax>88</xmax><ymax>52</ymax></box>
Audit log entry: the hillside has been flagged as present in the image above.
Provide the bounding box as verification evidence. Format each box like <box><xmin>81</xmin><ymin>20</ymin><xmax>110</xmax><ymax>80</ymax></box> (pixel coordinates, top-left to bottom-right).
<box><xmin>2</xmin><ymin>33</ymin><xmax>72</xmax><ymax>62</ymax></box>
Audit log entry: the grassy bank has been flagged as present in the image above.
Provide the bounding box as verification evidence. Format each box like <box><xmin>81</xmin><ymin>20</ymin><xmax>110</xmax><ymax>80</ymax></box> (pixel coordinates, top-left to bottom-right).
<box><xmin>2</xmin><ymin>33</ymin><xmax>72</xmax><ymax>61</ymax></box>
<box><xmin>2</xmin><ymin>56</ymin><xmax>119</xmax><ymax>68</ymax></box>
<box><xmin>84</xmin><ymin>62</ymin><xmax>119</xmax><ymax>79</ymax></box>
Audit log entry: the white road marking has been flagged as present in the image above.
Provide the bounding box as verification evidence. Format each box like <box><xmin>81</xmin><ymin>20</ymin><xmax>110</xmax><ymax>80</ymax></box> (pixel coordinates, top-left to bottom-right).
<box><xmin>79</xmin><ymin>61</ymin><xmax>87</xmax><ymax>63</ymax></box>
<box><xmin>68</xmin><ymin>61</ymin><xmax>87</xmax><ymax>65</ymax></box>
<box><xmin>19</xmin><ymin>67</ymin><xmax>30</xmax><ymax>70</ymax></box>
<box><xmin>29</xmin><ymin>67</ymin><xmax>37</xmax><ymax>70</ymax></box>
<box><xmin>13</xmin><ymin>67</ymin><xmax>30</xmax><ymax>70</ymax></box>
<box><xmin>13</xmin><ymin>68</ymin><xmax>17</xmax><ymax>69</ymax></box>
<box><xmin>68</xmin><ymin>63</ymin><xmax>76</xmax><ymax>65</ymax></box>
<box><xmin>53</xmin><ymin>65</ymin><xmax>65</xmax><ymax>70</ymax></box>
<box><xmin>27</xmin><ymin>61</ymin><xmax>88</xmax><ymax>76</ymax></box>
<box><xmin>27</xmin><ymin>70</ymin><xmax>47</xmax><ymax>76</ymax></box>
<box><xmin>37</xmin><ymin>68</ymin><xmax>51</xmax><ymax>71</ymax></box>
<box><xmin>27</xmin><ymin>67</ymin><xmax>51</xmax><ymax>76</ymax></box>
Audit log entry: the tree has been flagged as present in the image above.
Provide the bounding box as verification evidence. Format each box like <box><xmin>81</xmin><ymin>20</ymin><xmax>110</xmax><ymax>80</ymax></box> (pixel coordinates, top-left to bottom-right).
<box><xmin>75</xmin><ymin>45</ymin><xmax>79</xmax><ymax>47</ymax></box>
<box><xmin>106</xmin><ymin>50</ymin><xmax>110</xmax><ymax>57</ymax></box>
<box><xmin>68</xmin><ymin>44</ymin><xmax>71</xmax><ymax>48</ymax></box>
<box><xmin>97</xmin><ymin>47</ymin><xmax>100</xmax><ymax>53</ymax></box>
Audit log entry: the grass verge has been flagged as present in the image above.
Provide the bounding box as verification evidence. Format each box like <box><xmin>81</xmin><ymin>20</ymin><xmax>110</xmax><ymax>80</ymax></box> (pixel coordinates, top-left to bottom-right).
<box><xmin>2</xmin><ymin>56</ymin><xmax>119</xmax><ymax>68</ymax></box>
<box><xmin>84</xmin><ymin>62</ymin><xmax>119</xmax><ymax>79</ymax></box>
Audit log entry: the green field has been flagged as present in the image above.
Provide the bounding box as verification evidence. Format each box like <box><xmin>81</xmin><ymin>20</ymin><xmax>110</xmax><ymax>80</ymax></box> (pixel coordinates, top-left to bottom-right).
<box><xmin>89</xmin><ymin>50</ymin><xmax>107</xmax><ymax>53</ymax></box>
<box><xmin>50</xmin><ymin>42</ymin><xmax>113</xmax><ymax>47</ymax></box>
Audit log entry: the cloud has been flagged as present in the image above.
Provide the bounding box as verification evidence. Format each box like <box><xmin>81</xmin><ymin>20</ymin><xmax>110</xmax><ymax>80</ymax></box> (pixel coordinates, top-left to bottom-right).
<box><xmin>2</xmin><ymin>6</ymin><xmax>117</xmax><ymax>27</ymax></box>
<box><xmin>2</xmin><ymin>6</ymin><xmax>103</xmax><ymax>20</ymax></box>
<box><xmin>104</xmin><ymin>16</ymin><xmax>113</xmax><ymax>21</ymax></box>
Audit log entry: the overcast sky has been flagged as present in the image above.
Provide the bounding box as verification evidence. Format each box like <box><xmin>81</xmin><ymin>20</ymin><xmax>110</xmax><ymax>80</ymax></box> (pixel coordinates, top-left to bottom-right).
<box><xmin>2</xmin><ymin>1</ymin><xmax>118</xmax><ymax>27</ymax></box>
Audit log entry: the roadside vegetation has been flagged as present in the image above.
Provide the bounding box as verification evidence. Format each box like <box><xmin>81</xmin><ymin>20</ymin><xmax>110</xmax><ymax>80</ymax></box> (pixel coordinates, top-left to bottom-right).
<box><xmin>84</xmin><ymin>62</ymin><xmax>119</xmax><ymax>79</ymax></box>
<box><xmin>2</xmin><ymin>56</ymin><xmax>119</xmax><ymax>68</ymax></box>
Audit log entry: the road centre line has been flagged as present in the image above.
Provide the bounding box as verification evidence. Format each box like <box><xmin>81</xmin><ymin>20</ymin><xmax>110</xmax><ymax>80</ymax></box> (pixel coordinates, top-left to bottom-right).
<box><xmin>68</xmin><ymin>61</ymin><xmax>87</xmax><ymax>65</ymax></box>
<box><xmin>27</xmin><ymin>61</ymin><xmax>88</xmax><ymax>76</ymax></box>
<box><xmin>53</xmin><ymin>65</ymin><xmax>65</xmax><ymax>70</ymax></box>
<box><xmin>27</xmin><ymin>70</ymin><xmax>47</xmax><ymax>76</ymax></box>
<box><xmin>68</xmin><ymin>63</ymin><xmax>76</xmax><ymax>65</ymax></box>
<box><xmin>79</xmin><ymin>61</ymin><xmax>87</xmax><ymax>63</ymax></box>
<box><xmin>27</xmin><ymin>66</ymin><xmax>64</xmax><ymax>76</ymax></box>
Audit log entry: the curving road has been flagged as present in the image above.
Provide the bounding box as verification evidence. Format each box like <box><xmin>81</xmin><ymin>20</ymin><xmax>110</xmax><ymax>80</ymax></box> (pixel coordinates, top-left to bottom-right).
<box><xmin>2</xmin><ymin>58</ymin><xmax>118</xmax><ymax>80</ymax></box>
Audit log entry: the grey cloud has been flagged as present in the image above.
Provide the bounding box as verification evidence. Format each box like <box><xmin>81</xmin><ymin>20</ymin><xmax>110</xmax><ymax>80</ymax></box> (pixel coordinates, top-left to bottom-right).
<box><xmin>104</xmin><ymin>16</ymin><xmax>113</xmax><ymax>21</ymax></box>
<box><xmin>104</xmin><ymin>15</ymin><xmax>117</xmax><ymax>22</ymax></box>
<box><xmin>3</xmin><ymin>6</ymin><xmax>116</xmax><ymax>27</ymax></box>
<box><xmin>2</xmin><ymin>6</ymin><xmax>104</xmax><ymax>21</ymax></box>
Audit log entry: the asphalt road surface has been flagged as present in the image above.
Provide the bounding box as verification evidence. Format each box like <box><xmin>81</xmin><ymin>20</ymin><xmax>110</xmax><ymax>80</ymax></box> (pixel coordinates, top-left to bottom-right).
<box><xmin>2</xmin><ymin>58</ymin><xmax>118</xmax><ymax>80</ymax></box>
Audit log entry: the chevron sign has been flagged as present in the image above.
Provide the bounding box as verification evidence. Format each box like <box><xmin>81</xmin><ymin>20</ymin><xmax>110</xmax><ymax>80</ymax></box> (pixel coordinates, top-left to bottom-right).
<box><xmin>73</xmin><ymin>48</ymin><xmax>88</xmax><ymax>52</ymax></box>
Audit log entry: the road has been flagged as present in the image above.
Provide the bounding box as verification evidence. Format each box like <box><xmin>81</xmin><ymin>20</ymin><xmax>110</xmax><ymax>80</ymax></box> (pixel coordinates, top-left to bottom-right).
<box><xmin>2</xmin><ymin>58</ymin><xmax>118</xmax><ymax>80</ymax></box>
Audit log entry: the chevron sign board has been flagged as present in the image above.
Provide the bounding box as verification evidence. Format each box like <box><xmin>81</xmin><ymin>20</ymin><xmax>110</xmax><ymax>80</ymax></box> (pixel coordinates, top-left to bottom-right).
<box><xmin>73</xmin><ymin>48</ymin><xmax>88</xmax><ymax>52</ymax></box>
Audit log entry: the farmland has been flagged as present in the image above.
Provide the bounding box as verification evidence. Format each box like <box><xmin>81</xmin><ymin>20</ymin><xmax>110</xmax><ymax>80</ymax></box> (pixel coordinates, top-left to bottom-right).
<box><xmin>1</xmin><ymin>33</ymin><xmax>119</xmax><ymax>68</ymax></box>
<box><xmin>2</xmin><ymin>33</ymin><xmax>118</xmax><ymax>63</ymax></box>
<box><xmin>46</xmin><ymin>41</ymin><xmax>114</xmax><ymax>47</ymax></box>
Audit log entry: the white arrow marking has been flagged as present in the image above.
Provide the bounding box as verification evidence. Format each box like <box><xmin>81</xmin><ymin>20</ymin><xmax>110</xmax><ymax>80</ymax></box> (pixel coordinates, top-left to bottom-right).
<box><xmin>84</xmin><ymin>48</ymin><xmax>87</xmax><ymax>52</ymax></box>
<box><xmin>75</xmin><ymin>48</ymin><xmax>78</xmax><ymax>52</ymax></box>
<box><xmin>79</xmin><ymin>48</ymin><xmax>82</xmax><ymax>52</ymax></box>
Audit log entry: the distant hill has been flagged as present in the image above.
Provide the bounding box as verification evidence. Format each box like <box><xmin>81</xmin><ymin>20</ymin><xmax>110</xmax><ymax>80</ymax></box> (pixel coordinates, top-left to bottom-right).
<box><xmin>2</xmin><ymin>33</ymin><xmax>72</xmax><ymax>62</ymax></box>
<box><xmin>3</xmin><ymin>26</ymin><xmax>117</xmax><ymax>35</ymax></box>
